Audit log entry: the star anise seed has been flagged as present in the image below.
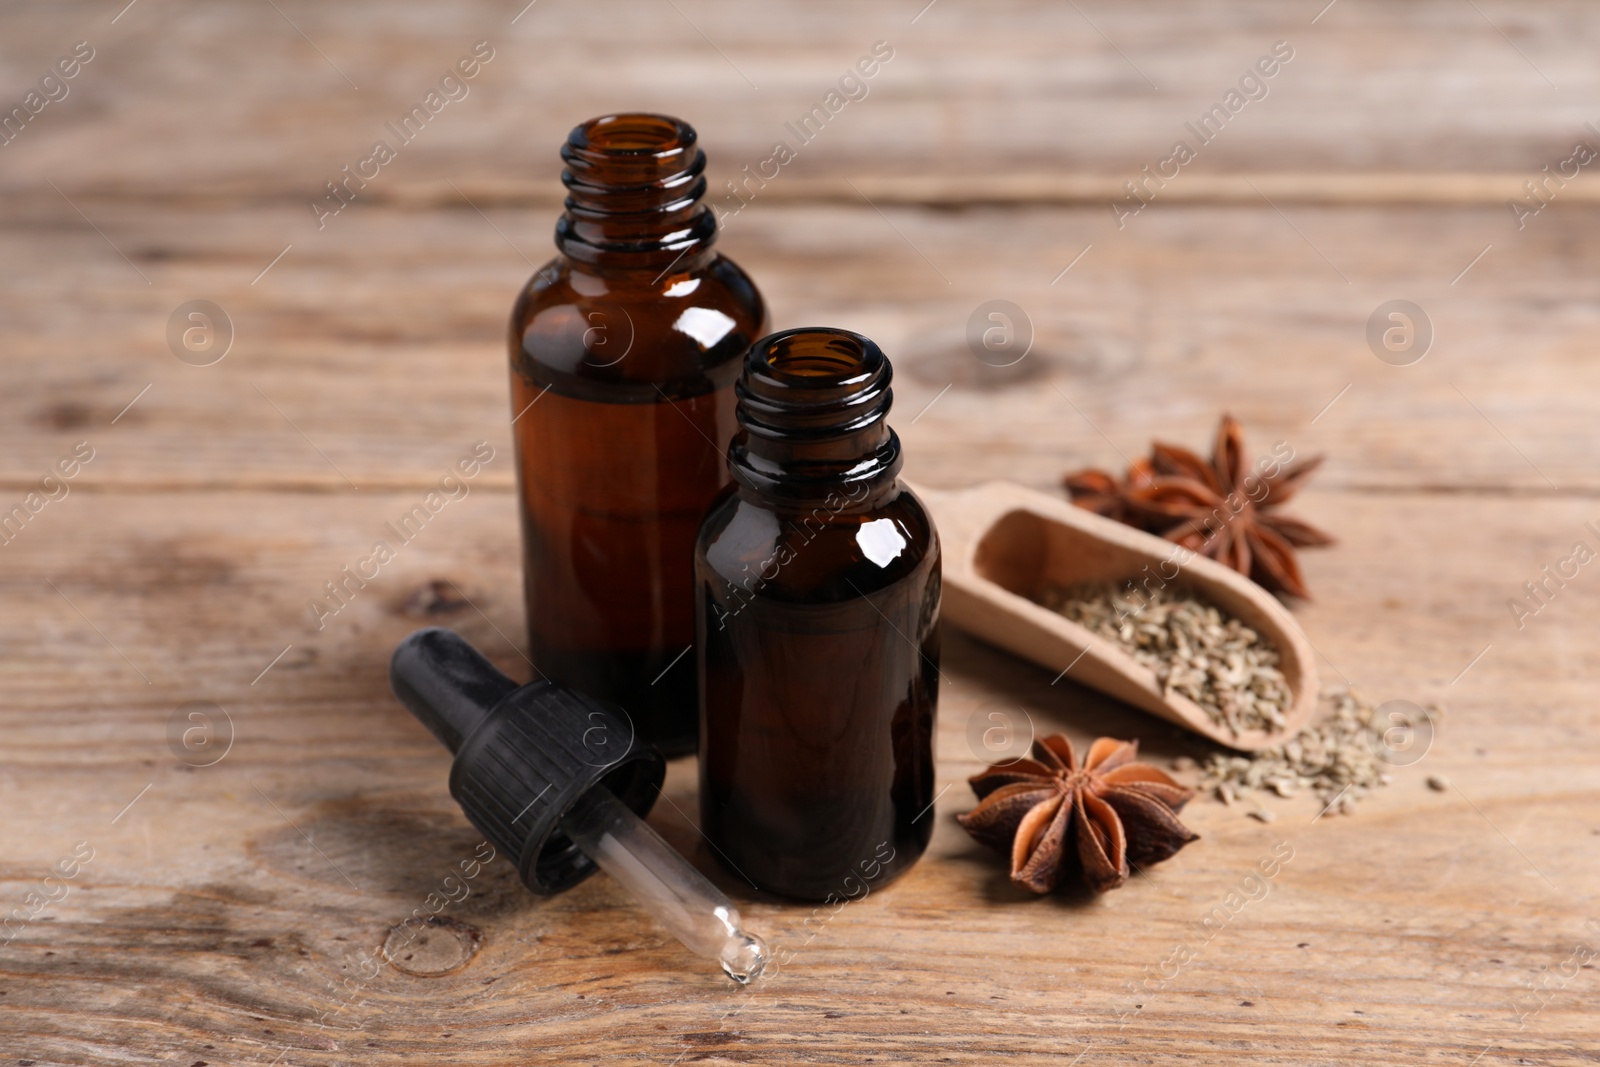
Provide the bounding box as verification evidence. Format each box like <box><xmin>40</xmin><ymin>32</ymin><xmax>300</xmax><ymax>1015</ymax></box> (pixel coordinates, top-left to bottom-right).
<box><xmin>957</xmin><ymin>734</ymin><xmax>1199</xmax><ymax>894</ymax></box>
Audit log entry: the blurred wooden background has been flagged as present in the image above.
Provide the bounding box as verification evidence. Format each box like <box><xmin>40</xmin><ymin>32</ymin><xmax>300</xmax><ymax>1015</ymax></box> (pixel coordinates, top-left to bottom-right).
<box><xmin>1</xmin><ymin>1</ymin><xmax>1596</xmax><ymax>1064</ymax></box>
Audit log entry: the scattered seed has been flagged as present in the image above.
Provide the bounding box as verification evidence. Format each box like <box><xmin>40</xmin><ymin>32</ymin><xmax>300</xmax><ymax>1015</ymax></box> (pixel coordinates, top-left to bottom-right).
<box><xmin>1427</xmin><ymin>774</ymin><xmax>1450</xmax><ymax>792</ymax></box>
<box><xmin>1197</xmin><ymin>688</ymin><xmax>1431</xmax><ymax>818</ymax></box>
<box><xmin>1248</xmin><ymin>808</ymin><xmax>1276</xmax><ymax>823</ymax></box>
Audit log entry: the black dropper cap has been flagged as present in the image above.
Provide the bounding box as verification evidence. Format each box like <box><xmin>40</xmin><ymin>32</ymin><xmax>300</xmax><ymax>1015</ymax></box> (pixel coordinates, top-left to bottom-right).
<box><xmin>389</xmin><ymin>628</ymin><xmax>665</xmax><ymax>894</ymax></box>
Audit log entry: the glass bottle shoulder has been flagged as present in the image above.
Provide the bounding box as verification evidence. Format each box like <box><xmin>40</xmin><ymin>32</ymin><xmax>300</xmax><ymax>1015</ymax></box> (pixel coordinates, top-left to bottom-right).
<box><xmin>510</xmin><ymin>254</ymin><xmax>766</xmax><ymax>400</ymax></box>
<box><xmin>696</xmin><ymin>483</ymin><xmax>938</xmax><ymax>605</ymax></box>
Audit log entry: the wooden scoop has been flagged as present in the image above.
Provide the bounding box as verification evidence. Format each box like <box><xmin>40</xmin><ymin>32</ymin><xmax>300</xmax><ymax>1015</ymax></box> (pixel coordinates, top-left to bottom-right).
<box><xmin>911</xmin><ymin>480</ymin><xmax>1318</xmax><ymax>752</ymax></box>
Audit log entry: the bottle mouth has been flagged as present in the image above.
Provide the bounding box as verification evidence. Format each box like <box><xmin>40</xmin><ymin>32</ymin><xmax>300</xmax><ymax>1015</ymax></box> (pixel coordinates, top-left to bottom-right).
<box><xmin>563</xmin><ymin>113</ymin><xmax>701</xmax><ymax>186</ymax></box>
<box><xmin>743</xmin><ymin>328</ymin><xmax>888</xmax><ymax>408</ymax></box>
<box><xmin>572</xmin><ymin>113</ymin><xmax>694</xmax><ymax>154</ymax></box>
<box><xmin>757</xmin><ymin>330</ymin><xmax>877</xmax><ymax>386</ymax></box>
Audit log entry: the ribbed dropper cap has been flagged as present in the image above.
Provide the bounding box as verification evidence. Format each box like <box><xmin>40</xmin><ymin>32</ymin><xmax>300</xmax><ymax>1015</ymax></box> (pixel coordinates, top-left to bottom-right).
<box><xmin>388</xmin><ymin>628</ymin><xmax>665</xmax><ymax>894</ymax></box>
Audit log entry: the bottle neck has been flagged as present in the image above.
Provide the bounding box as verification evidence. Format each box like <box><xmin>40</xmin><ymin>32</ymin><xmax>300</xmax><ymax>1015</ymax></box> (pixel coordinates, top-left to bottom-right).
<box><xmin>729</xmin><ymin>328</ymin><xmax>903</xmax><ymax>511</ymax></box>
<box><xmin>554</xmin><ymin>113</ymin><xmax>718</xmax><ymax>275</ymax></box>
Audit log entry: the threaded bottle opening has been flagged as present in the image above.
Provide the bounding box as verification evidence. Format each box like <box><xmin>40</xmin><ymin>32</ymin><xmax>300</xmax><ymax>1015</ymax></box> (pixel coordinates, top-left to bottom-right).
<box><xmin>557</xmin><ymin>113</ymin><xmax>715</xmax><ymax>266</ymax></box>
<box><xmin>739</xmin><ymin>328</ymin><xmax>892</xmax><ymax>436</ymax></box>
<box><xmin>730</xmin><ymin>328</ymin><xmax>900</xmax><ymax>504</ymax></box>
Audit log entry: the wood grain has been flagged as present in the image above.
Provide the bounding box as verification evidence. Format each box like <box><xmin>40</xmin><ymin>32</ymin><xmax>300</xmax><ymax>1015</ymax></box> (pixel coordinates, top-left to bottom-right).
<box><xmin>0</xmin><ymin>490</ymin><xmax>1596</xmax><ymax>1064</ymax></box>
<box><xmin>3</xmin><ymin>0</ymin><xmax>1599</xmax><ymax>1063</ymax></box>
<box><xmin>1</xmin><ymin>198</ymin><xmax>1595</xmax><ymax>495</ymax></box>
<box><xmin>3</xmin><ymin>0</ymin><xmax>1600</xmax><ymax>196</ymax></box>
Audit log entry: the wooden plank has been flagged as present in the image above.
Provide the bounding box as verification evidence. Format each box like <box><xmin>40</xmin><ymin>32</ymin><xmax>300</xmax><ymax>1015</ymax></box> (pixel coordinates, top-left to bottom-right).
<box><xmin>0</xmin><ymin>489</ymin><xmax>1595</xmax><ymax>1064</ymax></box>
<box><xmin>299</xmin><ymin>171</ymin><xmax>1600</xmax><ymax>209</ymax></box>
<box><xmin>1</xmin><ymin>0</ymin><xmax>1599</xmax><ymax>201</ymax></box>
<box><xmin>0</xmin><ymin>198</ymin><xmax>1589</xmax><ymax>493</ymax></box>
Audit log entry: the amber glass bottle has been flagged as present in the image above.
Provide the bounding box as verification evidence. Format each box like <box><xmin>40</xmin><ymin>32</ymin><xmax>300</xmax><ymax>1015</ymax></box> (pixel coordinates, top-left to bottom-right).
<box><xmin>694</xmin><ymin>328</ymin><xmax>940</xmax><ymax>902</ymax></box>
<box><xmin>510</xmin><ymin>114</ymin><xmax>768</xmax><ymax>756</ymax></box>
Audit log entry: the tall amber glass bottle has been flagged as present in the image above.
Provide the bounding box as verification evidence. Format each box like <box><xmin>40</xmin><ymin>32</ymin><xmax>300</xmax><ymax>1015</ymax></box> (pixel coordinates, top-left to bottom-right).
<box><xmin>695</xmin><ymin>328</ymin><xmax>940</xmax><ymax>901</ymax></box>
<box><xmin>510</xmin><ymin>114</ymin><xmax>768</xmax><ymax>756</ymax></box>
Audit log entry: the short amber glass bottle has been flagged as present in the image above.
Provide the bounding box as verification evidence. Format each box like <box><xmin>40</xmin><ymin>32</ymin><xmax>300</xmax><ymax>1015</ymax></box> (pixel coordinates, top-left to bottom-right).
<box><xmin>694</xmin><ymin>328</ymin><xmax>940</xmax><ymax>901</ymax></box>
<box><xmin>509</xmin><ymin>114</ymin><xmax>768</xmax><ymax>756</ymax></box>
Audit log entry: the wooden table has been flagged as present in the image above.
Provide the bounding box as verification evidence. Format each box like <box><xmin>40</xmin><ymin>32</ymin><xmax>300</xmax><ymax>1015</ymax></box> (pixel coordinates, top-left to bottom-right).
<box><xmin>3</xmin><ymin>1</ymin><xmax>1597</xmax><ymax>1063</ymax></box>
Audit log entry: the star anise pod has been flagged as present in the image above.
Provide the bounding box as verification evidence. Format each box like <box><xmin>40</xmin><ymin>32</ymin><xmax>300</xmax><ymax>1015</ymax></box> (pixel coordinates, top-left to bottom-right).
<box><xmin>957</xmin><ymin>734</ymin><xmax>1198</xmax><ymax>894</ymax></box>
<box><xmin>1060</xmin><ymin>457</ymin><xmax>1154</xmax><ymax>524</ymax></box>
<box><xmin>1062</xmin><ymin>414</ymin><xmax>1334</xmax><ymax>599</ymax></box>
